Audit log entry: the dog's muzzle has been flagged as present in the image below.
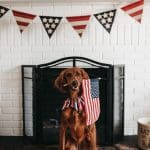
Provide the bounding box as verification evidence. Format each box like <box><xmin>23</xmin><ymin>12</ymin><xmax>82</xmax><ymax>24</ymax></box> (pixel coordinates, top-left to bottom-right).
<box><xmin>71</xmin><ymin>80</ymin><xmax>79</xmax><ymax>90</ymax></box>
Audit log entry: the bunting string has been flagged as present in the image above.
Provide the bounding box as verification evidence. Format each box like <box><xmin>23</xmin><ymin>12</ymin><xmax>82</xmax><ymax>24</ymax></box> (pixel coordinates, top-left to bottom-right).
<box><xmin>0</xmin><ymin>0</ymin><xmax>144</xmax><ymax>39</ymax></box>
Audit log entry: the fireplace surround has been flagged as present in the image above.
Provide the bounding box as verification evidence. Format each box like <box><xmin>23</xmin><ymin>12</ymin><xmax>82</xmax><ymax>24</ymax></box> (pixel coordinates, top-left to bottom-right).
<box><xmin>22</xmin><ymin>56</ymin><xmax>124</xmax><ymax>146</ymax></box>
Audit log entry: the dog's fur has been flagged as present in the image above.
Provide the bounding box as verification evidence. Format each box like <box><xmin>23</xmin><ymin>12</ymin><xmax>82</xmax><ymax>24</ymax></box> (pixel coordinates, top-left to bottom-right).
<box><xmin>55</xmin><ymin>67</ymin><xmax>97</xmax><ymax>150</ymax></box>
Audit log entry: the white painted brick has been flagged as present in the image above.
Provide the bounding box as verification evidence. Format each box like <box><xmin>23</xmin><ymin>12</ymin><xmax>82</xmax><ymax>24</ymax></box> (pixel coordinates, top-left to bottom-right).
<box><xmin>2</xmin><ymin>108</ymin><xmax>22</xmax><ymax>114</ymax></box>
<box><xmin>110</xmin><ymin>24</ymin><xmax>117</xmax><ymax>45</ymax></box>
<box><xmin>124</xmin><ymin>24</ymin><xmax>132</xmax><ymax>45</ymax></box>
<box><xmin>13</xmin><ymin>128</ymin><xmax>23</xmax><ymax>136</ymax></box>
<box><xmin>12</xmin><ymin>114</ymin><xmax>23</xmax><ymax>121</ymax></box>
<box><xmin>0</xmin><ymin>114</ymin><xmax>12</xmax><ymax>121</ymax></box>
<box><xmin>117</xmin><ymin>24</ymin><xmax>125</xmax><ymax>45</ymax></box>
<box><xmin>138</xmin><ymin>24</ymin><xmax>146</xmax><ymax>45</ymax></box>
<box><xmin>0</xmin><ymin>128</ymin><xmax>13</xmax><ymax>136</ymax></box>
<box><xmin>0</xmin><ymin>121</ymin><xmax>22</xmax><ymax>128</ymax></box>
<box><xmin>131</xmin><ymin>24</ymin><xmax>139</xmax><ymax>45</ymax></box>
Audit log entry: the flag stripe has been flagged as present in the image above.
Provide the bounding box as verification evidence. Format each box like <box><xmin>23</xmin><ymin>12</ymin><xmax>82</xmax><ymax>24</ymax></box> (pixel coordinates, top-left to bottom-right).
<box><xmin>123</xmin><ymin>5</ymin><xmax>143</xmax><ymax>15</ymax></box>
<box><xmin>133</xmin><ymin>14</ymin><xmax>142</xmax><ymax>21</ymax></box>
<box><xmin>13</xmin><ymin>10</ymin><xmax>36</xmax><ymax>19</ymax></box>
<box><xmin>70</xmin><ymin>20</ymin><xmax>89</xmax><ymax>26</ymax></box>
<box><xmin>129</xmin><ymin>9</ymin><xmax>143</xmax><ymax>17</ymax></box>
<box><xmin>121</xmin><ymin>0</ymin><xmax>144</xmax><ymax>11</ymax></box>
<box><xmin>15</xmin><ymin>16</ymin><xmax>34</xmax><ymax>23</ymax></box>
<box><xmin>67</xmin><ymin>15</ymin><xmax>90</xmax><ymax>22</ymax></box>
<box><xmin>16</xmin><ymin>21</ymin><xmax>29</xmax><ymax>26</ymax></box>
<box><xmin>73</xmin><ymin>25</ymin><xmax>86</xmax><ymax>30</ymax></box>
<box><xmin>84</xmin><ymin>80</ymin><xmax>91</xmax><ymax>124</ymax></box>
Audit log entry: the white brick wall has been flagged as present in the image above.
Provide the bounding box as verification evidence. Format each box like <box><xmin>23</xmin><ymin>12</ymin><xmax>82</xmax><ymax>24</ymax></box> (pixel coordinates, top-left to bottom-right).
<box><xmin>0</xmin><ymin>1</ymin><xmax>150</xmax><ymax>136</ymax></box>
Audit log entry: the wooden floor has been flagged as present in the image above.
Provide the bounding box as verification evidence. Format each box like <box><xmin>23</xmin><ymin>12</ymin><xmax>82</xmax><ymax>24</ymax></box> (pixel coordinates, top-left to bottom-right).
<box><xmin>0</xmin><ymin>136</ymin><xmax>138</xmax><ymax>150</ymax></box>
<box><xmin>0</xmin><ymin>145</ymin><xmax>138</xmax><ymax>150</ymax></box>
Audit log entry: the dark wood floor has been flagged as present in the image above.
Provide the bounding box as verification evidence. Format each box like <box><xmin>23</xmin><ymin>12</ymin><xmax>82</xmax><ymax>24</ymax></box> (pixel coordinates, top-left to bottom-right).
<box><xmin>0</xmin><ymin>136</ymin><xmax>138</xmax><ymax>150</ymax></box>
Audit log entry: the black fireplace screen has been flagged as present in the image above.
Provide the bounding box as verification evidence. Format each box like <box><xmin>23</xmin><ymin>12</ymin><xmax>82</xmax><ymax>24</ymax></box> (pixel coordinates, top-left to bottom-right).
<box><xmin>22</xmin><ymin>56</ymin><xmax>124</xmax><ymax>146</ymax></box>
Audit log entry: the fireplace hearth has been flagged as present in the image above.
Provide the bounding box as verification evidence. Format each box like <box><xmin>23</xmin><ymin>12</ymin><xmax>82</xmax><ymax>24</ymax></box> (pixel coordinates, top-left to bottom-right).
<box><xmin>22</xmin><ymin>56</ymin><xmax>124</xmax><ymax>146</ymax></box>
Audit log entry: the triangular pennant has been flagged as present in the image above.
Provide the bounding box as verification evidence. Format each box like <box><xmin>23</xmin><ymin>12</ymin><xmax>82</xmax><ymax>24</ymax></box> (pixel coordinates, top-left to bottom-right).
<box><xmin>40</xmin><ymin>16</ymin><xmax>62</xmax><ymax>39</ymax></box>
<box><xmin>0</xmin><ymin>6</ymin><xmax>9</xmax><ymax>18</ymax></box>
<box><xmin>66</xmin><ymin>15</ymin><xmax>91</xmax><ymax>37</ymax></box>
<box><xmin>94</xmin><ymin>9</ymin><xmax>117</xmax><ymax>33</ymax></box>
<box><xmin>121</xmin><ymin>0</ymin><xmax>144</xmax><ymax>23</ymax></box>
<box><xmin>12</xmin><ymin>10</ymin><xmax>36</xmax><ymax>33</ymax></box>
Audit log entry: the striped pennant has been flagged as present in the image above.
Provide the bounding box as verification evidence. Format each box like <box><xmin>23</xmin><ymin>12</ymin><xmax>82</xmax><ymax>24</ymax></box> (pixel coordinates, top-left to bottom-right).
<box><xmin>12</xmin><ymin>10</ymin><xmax>36</xmax><ymax>33</ymax></box>
<box><xmin>121</xmin><ymin>0</ymin><xmax>144</xmax><ymax>23</ymax></box>
<box><xmin>0</xmin><ymin>6</ymin><xmax>9</xmax><ymax>18</ymax></box>
<box><xmin>66</xmin><ymin>15</ymin><xmax>91</xmax><ymax>37</ymax></box>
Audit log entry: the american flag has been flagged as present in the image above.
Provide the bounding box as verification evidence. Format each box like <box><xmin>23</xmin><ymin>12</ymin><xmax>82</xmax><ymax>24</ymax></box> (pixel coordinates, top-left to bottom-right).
<box><xmin>82</xmin><ymin>79</ymin><xmax>100</xmax><ymax>126</ymax></box>
<box><xmin>121</xmin><ymin>0</ymin><xmax>144</xmax><ymax>23</ymax></box>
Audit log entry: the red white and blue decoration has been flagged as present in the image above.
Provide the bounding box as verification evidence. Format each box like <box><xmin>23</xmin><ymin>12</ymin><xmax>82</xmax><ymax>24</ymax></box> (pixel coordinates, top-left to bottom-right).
<box><xmin>0</xmin><ymin>6</ymin><xmax>9</xmax><ymax>18</ymax></box>
<box><xmin>62</xmin><ymin>97</ymin><xmax>85</xmax><ymax>112</ymax></box>
<box><xmin>94</xmin><ymin>9</ymin><xmax>117</xmax><ymax>33</ymax></box>
<box><xmin>121</xmin><ymin>0</ymin><xmax>144</xmax><ymax>23</ymax></box>
<box><xmin>82</xmin><ymin>79</ymin><xmax>100</xmax><ymax>126</ymax></box>
<box><xmin>12</xmin><ymin>10</ymin><xmax>36</xmax><ymax>33</ymax></box>
<box><xmin>0</xmin><ymin>0</ymin><xmax>146</xmax><ymax>39</ymax></box>
<box><xmin>40</xmin><ymin>16</ymin><xmax>62</xmax><ymax>39</ymax></box>
<box><xmin>66</xmin><ymin>15</ymin><xmax>91</xmax><ymax>37</ymax></box>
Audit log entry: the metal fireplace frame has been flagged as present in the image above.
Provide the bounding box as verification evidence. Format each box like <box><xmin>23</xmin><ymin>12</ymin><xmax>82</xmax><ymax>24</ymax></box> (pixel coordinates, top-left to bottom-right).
<box><xmin>22</xmin><ymin>56</ymin><xmax>125</xmax><ymax>146</ymax></box>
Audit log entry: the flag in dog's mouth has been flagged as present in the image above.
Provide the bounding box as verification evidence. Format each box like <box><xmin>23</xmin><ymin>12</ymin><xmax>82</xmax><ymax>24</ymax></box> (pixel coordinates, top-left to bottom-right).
<box><xmin>82</xmin><ymin>79</ymin><xmax>100</xmax><ymax>126</ymax></box>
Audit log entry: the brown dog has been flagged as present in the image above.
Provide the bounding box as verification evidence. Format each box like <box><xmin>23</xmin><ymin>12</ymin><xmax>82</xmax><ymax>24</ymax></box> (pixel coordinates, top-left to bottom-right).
<box><xmin>55</xmin><ymin>67</ymin><xmax>97</xmax><ymax>150</ymax></box>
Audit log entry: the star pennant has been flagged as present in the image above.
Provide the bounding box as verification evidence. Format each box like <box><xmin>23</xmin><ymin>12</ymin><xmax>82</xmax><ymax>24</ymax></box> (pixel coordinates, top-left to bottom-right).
<box><xmin>121</xmin><ymin>0</ymin><xmax>144</xmax><ymax>23</ymax></box>
<box><xmin>0</xmin><ymin>6</ymin><xmax>9</xmax><ymax>18</ymax></box>
<box><xmin>66</xmin><ymin>15</ymin><xmax>91</xmax><ymax>37</ymax></box>
<box><xmin>40</xmin><ymin>16</ymin><xmax>62</xmax><ymax>39</ymax></box>
<box><xmin>94</xmin><ymin>9</ymin><xmax>117</xmax><ymax>33</ymax></box>
<box><xmin>12</xmin><ymin>10</ymin><xmax>36</xmax><ymax>33</ymax></box>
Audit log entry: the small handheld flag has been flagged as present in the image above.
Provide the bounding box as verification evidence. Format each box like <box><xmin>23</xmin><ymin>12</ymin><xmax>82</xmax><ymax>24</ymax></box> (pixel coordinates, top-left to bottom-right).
<box><xmin>82</xmin><ymin>79</ymin><xmax>100</xmax><ymax>126</ymax></box>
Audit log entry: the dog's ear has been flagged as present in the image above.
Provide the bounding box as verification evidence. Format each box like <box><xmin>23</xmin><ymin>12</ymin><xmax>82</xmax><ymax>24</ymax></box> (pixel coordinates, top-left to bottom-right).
<box><xmin>80</xmin><ymin>68</ymin><xmax>89</xmax><ymax>79</ymax></box>
<box><xmin>54</xmin><ymin>70</ymin><xmax>67</xmax><ymax>93</ymax></box>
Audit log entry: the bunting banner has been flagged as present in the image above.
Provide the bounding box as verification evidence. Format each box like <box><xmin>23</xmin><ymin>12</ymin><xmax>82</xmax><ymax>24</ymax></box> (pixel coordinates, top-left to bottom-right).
<box><xmin>0</xmin><ymin>2</ymin><xmax>147</xmax><ymax>40</ymax></box>
<box><xmin>121</xmin><ymin>0</ymin><xmax>144</xmax><ymax>23</ymax></box>
<box><xmin>94</xmin><ymin>9</ymin><xmax>117</xmax><ymax>33</ymax></box>
<box><xmin>12</xmin><ymin>10</ymin><xmax>36</xmax><ymax>33</ymax></box>
<box><xmin>40</xmin><ymin>16</ymin><xmax>62</xmax><ymax>39</ymax></box>
<box><xmin>66</xmin><ymin>15</ymin><xmax>91</xmax><ymax>37</ymax></box>
<box><xmin>0</xmin><ymin>6</ymin><xmax>9</xmax><ymax>18</ymax></box>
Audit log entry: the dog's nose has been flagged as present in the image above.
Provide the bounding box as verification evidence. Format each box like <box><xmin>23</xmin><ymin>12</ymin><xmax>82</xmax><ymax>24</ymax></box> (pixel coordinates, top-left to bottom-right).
<box><xmin>72</xmin><ymin>80</ymin><xmax>78</xmax><ymax>87</ymax></box>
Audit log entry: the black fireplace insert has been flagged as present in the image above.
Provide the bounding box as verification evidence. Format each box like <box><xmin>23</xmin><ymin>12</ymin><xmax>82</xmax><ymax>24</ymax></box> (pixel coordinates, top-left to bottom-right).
<box><xmin>22</xmin><ymin>56</ymin><xmax>124</xmax><ymax>146</ymax></box>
